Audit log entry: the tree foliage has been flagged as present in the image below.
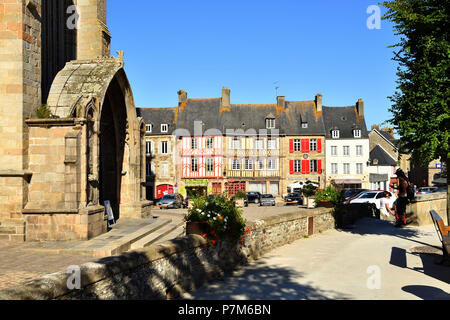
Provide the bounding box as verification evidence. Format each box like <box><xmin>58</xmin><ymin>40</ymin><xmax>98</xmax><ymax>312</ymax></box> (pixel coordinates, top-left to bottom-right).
<box><xmin>381</xmin><ymin>0</ymin><xmax>449</xmax><ymax>166</ymax></box>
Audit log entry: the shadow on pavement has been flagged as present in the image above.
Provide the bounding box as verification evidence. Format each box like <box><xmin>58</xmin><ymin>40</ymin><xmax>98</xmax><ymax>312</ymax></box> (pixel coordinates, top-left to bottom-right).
<box><xmin>183</xmin><ymin>260</ymin><xmax>352</xmax><ymax>300</ymax></box>
<box><xmin>402</xmin><ymin>285</ymin><xmax>450</xmax><ymax>300</ymax></box>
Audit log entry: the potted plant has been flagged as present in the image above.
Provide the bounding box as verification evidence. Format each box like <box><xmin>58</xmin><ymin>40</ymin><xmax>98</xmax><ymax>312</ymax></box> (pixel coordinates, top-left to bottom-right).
<box><xmin>184</xmin><ymin>194</ymin><xmax>250</xmax><ymax>247</ymax></box>
<box><xmin>302</xmin><ymin>182</ymin><xmax>318</xmax><ymax>209</ymax></box>
<box><xmin>315</xmin><ymin>186</ymin><xmax>342</xmax><ymax>208</ymax></box>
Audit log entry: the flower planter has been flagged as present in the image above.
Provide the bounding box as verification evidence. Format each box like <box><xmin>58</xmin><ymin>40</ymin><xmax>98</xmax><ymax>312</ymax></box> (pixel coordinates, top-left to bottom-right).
<box><xmin>306</xmin><ymin>198</ymin><xmax>316</xmax><ymax>209</ymax></box>
<box><xmin>316</xmin><ymin>200</ymin><xmax>335</xmax><ymax>208</ymax></box>
<box><xmin>186</xmin><ymin>221</ymin><xmax>209</xmax><ymax>236</ymax></box>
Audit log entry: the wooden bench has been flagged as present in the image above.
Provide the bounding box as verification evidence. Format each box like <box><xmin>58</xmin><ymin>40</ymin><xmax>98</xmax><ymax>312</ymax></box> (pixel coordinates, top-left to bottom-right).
<box><xmin>429</xmin><ymin>210</ymin><xmax>450</xmax><ymax>262</ymax></box>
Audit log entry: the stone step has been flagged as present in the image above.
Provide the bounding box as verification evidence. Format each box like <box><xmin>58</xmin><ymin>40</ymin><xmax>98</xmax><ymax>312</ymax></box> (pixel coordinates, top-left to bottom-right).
<box><xmin>154</xmin><ymin>224</ymin><xmax>186</xmax><ymax>245</ymax></box>
<box><xmin>130</xmin><ymin>221</ymin><xmax>185</xmax><ymax>250</ymax></box>
<box><xmin>61</xmin><ymin>218</ymin><xmax>173</xmax><ymax>257</ymax></box>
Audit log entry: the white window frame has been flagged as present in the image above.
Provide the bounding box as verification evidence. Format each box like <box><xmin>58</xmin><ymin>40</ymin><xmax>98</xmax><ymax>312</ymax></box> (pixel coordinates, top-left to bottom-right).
<box><xmin>356</xmin><ymin>145</ymin><xmax>363</xmax><ymax>157</ymax></box>
<box><xmin>254</xmin><ymin>139</ymin><xmax>264</xmax><ymax>150</ymax></box>
<box><xmin>267</xmin><ymin>139</ymin><xmax>277</xmax><ymax>150</ymax></box>
<box><xmin>356</xmin><ymin>163</ymin><xmax>363</xmax><ymax>175</ymax></box>
<box><xmin>161</xmin><ymin>141</ymin><xmax>168</xmax><ymax>154</ymax></box>
<box><xmin>191</xmin><ymin>158</ymin><xmax>199</xmax><ymax>172</ymax></box>
<box><xmin>232</xmin><ymin>159</ymin><xmax>241</xmax><ymax>171</ymax></box>
<box><xmin>232</xmin><ymin>138</ymin><xmax>241</xmax><ymax>150</ymax></box>
<box><xmin>331</xmin><ymin>146</ymin><xmax>338</xmax><ymax>156</ymax></box>
<box><xmin>206</xmin><ymin>137</ymin><xmax>214</xmax><ymax>149</ymax></box>
<box><xmin>294</xmin><ymin>139</ymin><xmax>301</xmax><ymax>152</ymax></box>
<box><xmin>294</xmin><ymin>160</ymin><xmax>302</xmax><ymax>173</ymax></box>
<box><xmin>310</xmin><ymin>139</ymin><xmax>317</xmax><ymax>152</ymax></box>
<box><xmin>343</xmin><ymin>146</ymin><xmax>350</xmax><ymax>156</ymax></box>
<box><xmin>302</xmin><ymin>122</ymin><xmax>309</xmax><ymax>129</ymax></box>
<box><xmin>206</xmin><ymin>158</ymin><xmax>214</xmax><ymax>172</ymax></box>
<box><xmin>244</xmin><ymin>158</ymin><xmax>253</xmax><ymax>171</ymax></box>
<box><xmin>146</xmin><ymin>124</ymin><xmax>152</xmax><ymax>134</ymax></box>
<box><xmin>161</xmin><ymin>124</ymin><xmax>169</xmax><ymax>133</ymax></box>
<box><xmin>146</xmin><ymin>141</ymin><xmax>152</xmax><ymax>155</ymax></box>
<box><xmin>266</xmin><ymin>118</ymin><xmax>276</xmax><ymax>129</ymax></box>
<box><xmin>191</xmin><ymin>138</ymin><xmax>198</xmax><ymax>150</ymax></box>
<box><xmin>332</xmin><ymin>130</ymin><xmax>340</xmax><ymax>139</ymax></box>
<box><xmin>161</xmin><ymin>162</ymin><xmax>169</xmax><ymax>177</ymax></box>
<box><xmin>267</xmin><ymin>158</ymin><xmax>277</xmax><ymax>170</ymax></box>
<box><xmin>354</xmin><ymin>129</ymin><xmax>362</xmax><ymax>138</ymax></box>
<box><xmin>344</xmin><ymin>163</ymin><xmax>350</xmax><ymax>175</ymax></box>
<box><xmin>331</xmin><ymin>163</ymin><xmax>338</xmax><ymax>174</ymax></box>
<box><xmin>256</xmin><ymin>159</ymin><xmax>264</xmax><ymax>171</ymax></box>
<box><xmin>310</xmin><ymin>160</ymin><xmax>318</xmax><ymax>173</ymax></box>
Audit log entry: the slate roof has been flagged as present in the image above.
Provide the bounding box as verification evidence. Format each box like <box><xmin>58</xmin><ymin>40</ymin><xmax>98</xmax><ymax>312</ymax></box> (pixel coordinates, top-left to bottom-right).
<box><xmin>370</xmin><ymin>145</ymin><xmax>398</xmax><ymax>166</ymax></box>
<box><xmin>175</xmin><ymin>98</ymin><xmax>326</xmax><ymax>136</ymax></box>
<box><xmin>322</xmin><ymin>106</ymin><xmax>369</xmax><ymax>139</ymax></box>
<box><xmin>136</xmin><ymin>107</ymin><xmax>176</xmax><ymax>135</ymax></box>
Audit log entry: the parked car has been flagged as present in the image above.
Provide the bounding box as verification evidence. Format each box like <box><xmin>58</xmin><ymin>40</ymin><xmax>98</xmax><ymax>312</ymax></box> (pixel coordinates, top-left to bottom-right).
<box><xmin>349</xmin><ymin>190</ymin><xmax>397</xmax><ymax>210</ymax></box>
<box><xmin>260</xmin><ymin>194</ymin><xmax>276</xmax><ymax>206</ymax></box>
<box><xmin>246</xmin><ymin>192</ymin><xmax>262</xmax><ymax>205</ymax></box>
<box><xmin>343</xmin><ymin>189</ymin><xmax>368</xmax><ymax>203</ymax></box>
<box><xmin>284</xmin><ymin>193</ymin><xmax>303</xmax><ymax>205</ymax></box>
<box><xmin>156</xmin><ymin>194</ymin><xmax>185</xmax><ymax>209</ymax></box>
<box><xmin>417</xmin><ymin>187</ymin><xmax>439</xmax><ymax>195</ymax></box>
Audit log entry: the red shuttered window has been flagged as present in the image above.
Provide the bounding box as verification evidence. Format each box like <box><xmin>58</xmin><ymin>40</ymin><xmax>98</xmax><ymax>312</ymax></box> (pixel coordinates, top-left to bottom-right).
<box><xmin>290</xmin><ymin>160</ymin><xmax>294</xmax><ymax>174</ymax></box>
<box><xmin>318</xmin><ymin>160</ymin><xmax>322</xmax><ymax>174</ymax></box>
<box><xmin>317</xmin><ymin>139</ymin><xmax>322</xmax><ymax>153</ymax></box>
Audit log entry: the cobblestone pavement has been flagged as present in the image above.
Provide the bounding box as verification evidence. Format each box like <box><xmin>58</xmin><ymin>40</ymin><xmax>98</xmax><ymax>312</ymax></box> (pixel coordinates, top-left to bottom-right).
<box><xmin>0</xmin><ymin>242</ymin><xmax>95</xmax><ymax>290</ymax></box>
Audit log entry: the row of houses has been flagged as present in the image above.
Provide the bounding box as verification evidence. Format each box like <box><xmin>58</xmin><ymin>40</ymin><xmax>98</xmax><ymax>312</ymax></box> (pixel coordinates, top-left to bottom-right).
<box><xmin>136</xmin><ymin>88</ymin><xmax>397</xmax><ymax>200</ymax></box>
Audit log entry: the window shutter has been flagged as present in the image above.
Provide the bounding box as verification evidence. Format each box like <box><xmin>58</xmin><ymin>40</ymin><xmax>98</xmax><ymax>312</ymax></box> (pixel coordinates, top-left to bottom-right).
<box><xmin>290</xmin><ymin>160</ymin><xmax>294</xmax><ymax>174</ymax></box>
<box><xmin>167</xmin><ymin>141</ymin><xmax>171</xmax><ymax>154</ymax></box>
<box><xmin>318</xmin><ymin>160</ymin><xmax>322</xmax><ymax>174</ymax></box>
<box><xmin>151</xmin><ymin>141</ymin><xmax>155</xmax><ymax>154</ymax></box>
<box><xmin>289</xmin><ymin>139</ymin><xmax>294</xmax><ymax>153</ymax></box>
<box><xmin>301</xmin><ymin>160</ymin><xmax>307</xmax><ymax>174</ymax></box>
<box><xmin>158</xmin><ymin>142</ymin><xmax>162</xmax><ymax>154</ymax></box>
<box><xmin>306</xmin><ymin>160</ymin><xmax>311</xmax><ymax>174</ymax></box>
<box><xmin>317</xmin><ymin>139</ymin><xmax>322</xmax><ymax>153</ymax></box>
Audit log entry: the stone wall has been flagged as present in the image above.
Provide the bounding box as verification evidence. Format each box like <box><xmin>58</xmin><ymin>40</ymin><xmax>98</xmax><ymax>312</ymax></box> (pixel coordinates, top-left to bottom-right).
<box><xmin>0</xmin><ymin>207</ymin><xmax>335</xmax><ymax>300</ymax></box>
<box><xmin>407</xmin><ymin>193</ymin><xmax>448</xmax><ymax>226</ymax></box>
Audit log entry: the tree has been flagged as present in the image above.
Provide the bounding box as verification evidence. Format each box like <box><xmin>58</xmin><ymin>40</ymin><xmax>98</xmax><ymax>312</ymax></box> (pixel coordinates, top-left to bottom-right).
<box><xmin>381</xmin><ymin>0</ymin><xmax>449</xmax><ymax>222</ymax></box>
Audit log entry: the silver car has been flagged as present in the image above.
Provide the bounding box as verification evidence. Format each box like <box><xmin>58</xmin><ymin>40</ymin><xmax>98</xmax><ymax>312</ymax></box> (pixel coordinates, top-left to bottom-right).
<box><xmin>260</xmin><ymin>194</ymin><xmax>276</xmax><ymax>206</ymax></box>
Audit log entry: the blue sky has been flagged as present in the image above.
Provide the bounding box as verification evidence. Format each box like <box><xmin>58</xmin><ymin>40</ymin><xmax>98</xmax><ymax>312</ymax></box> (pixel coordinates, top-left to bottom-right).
<box><xmin>108</xmin><ymin>0</ymin><xmax>399</xmax><ymax>130</ymax></box>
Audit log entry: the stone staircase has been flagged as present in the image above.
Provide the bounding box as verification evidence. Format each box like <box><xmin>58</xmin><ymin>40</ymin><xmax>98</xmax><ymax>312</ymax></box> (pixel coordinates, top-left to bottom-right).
<box><xmin>24</xmin><ymin>216</ymin><xmax>186</xmax><ymax>258</ymax></box>
<box><xmin>0</xmin><ymin>219</ymin><xmax>26</xmax><ymax>242</ymax></box>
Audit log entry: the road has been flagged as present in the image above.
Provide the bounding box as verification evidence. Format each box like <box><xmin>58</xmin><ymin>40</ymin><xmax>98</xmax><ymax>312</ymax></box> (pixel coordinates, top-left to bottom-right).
<box><xmin>182</xmin><ymin>218</ymin><xmax>450</xmax><ymax>300</ymax></box>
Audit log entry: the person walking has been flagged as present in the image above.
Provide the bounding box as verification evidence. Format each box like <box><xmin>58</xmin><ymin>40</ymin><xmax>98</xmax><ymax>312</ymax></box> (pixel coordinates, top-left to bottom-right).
<box><xmin>394</xmin><ymin>168</ymin><xmax>409</xmax><ymax>228</ymax></box>
<box><xmin>380</xmin><ymin>191</ymin><xmax>396</xmax><ymax>222</ymax></box>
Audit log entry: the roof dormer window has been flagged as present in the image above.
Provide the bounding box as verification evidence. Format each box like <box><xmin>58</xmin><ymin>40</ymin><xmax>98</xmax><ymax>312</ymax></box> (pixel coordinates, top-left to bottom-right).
<box><xmin>266</xmin><ymin>118</ymin><xmax>276</xmax><ymax>129</ymax></box>
<box><xmin>302</xmin><ymin>122</ymin><xmax>309</xmax><ymax>129</ymax></box>
<box><xmin>161</xmin><ymin>124</ymin><xmax>169</xmax><ymax>133</ymax></box>
<box><xmin>353</xmin><ymin>129</ymin><xmax>362</xmax><ymax>138</ymax></box>
<box><xmin>332</xmin><ymin>130</ymin><xmax>340</xmax><ymax>139</ymax></box>
<box><xmin>146</xmin><ymin>124</ymin><xmax>152</xmax><ymax>133</ymax></box>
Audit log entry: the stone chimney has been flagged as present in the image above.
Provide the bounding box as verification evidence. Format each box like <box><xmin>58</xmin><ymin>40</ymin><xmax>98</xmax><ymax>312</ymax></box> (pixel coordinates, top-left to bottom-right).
<box><xmin>315</xmin><ymin>94</ymin><xmax>323</xmax><ymax>113</ymax></box>
<box><xmin>277</xmin><ymin>96</ymin><xmax>286</xmax><ymax>109</ymax></box>
<box><xmin>222</xmin><ymin>87</ymin><xmax>231</xmax><ymax>108</ymax></box>
<box><xmin>178</xmin><ymin>90</ymin><xmax>187</xmax><ymax>105</ymax></box>
<box><xmin>77</xmin><ymin>0</ymin><xmax>111</xmax><ymax>60</ymax></box>
<box><xmin>381</xmin><ymin>126</ymin><xmax>395</xmax><ymax>136</ymax></box>
<box><xmin>356</xmin><ymin>99</ymin><xmax>365</xmax><ymax>117</ymax></box>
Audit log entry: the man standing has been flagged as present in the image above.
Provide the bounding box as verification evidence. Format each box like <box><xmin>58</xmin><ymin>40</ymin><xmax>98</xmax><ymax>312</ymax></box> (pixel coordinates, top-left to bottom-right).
<box><xmin>395</xmin><ymin>168</ymin><xmax>409</xmax><ymax>228</ymax></box>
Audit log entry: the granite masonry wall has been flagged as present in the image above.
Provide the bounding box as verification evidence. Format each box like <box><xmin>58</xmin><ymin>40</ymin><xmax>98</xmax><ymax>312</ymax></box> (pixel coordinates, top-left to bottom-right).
<box><xmin>0</xmin><ymin>207</ymin><xmax>334</xmax><ymax>300</ymax></box>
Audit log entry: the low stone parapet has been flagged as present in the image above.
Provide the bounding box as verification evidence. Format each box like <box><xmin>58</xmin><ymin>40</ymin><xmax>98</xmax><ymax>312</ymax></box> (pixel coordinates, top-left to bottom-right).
<box><xmin>0</xmin><ymin>207</ymin><xmax>334</xmax><ymax>300</ymax></box>
<box><xmin>407</xmin><ymin>193</ymin><xmax>448</xmax><ymax>226</ymax></box>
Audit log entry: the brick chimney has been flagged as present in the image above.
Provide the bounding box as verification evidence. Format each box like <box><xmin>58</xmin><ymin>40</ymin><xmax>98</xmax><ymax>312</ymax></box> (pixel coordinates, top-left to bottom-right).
<box><xmin>222</xmin><ymin>87</ymin><xmax>231</xmax><ymax>108</ymax></box>
<box><xmin>356</xmin><ymin>99</ymin><xmax>365</xmax><ymax>117</ymax></box>
<box><xmin>315</xmin><ymin>94</ymin><xmax>323</xmax><ymax>113</ymax></box>
<box><xmin>178</xmin><ymin>90</ymin><xmax>187</xmax><ymax>105</ymax></box>
<box><xmin>277</xmin><ymin>96</ymin><xmax>286</xmax><ymax>109</ymax></box>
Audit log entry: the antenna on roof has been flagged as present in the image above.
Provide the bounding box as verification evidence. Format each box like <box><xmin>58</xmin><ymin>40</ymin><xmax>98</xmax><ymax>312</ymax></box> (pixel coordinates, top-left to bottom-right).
<box><xmin>274</xmin><ymin>81</ymin><xmax>279</xmax><ymax>97</ymax></box>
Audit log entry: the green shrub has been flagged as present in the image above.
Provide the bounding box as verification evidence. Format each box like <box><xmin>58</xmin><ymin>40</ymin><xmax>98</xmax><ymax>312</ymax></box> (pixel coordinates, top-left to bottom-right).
<box><xmin>36</xmin><ymin>104</ymin><xmax>51</xmax><ymax>119</ymax></box>
<box><xmin>315</xmin><ymin>185</ymin><xmax>343</xmax><ymax>206</ymax></box>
